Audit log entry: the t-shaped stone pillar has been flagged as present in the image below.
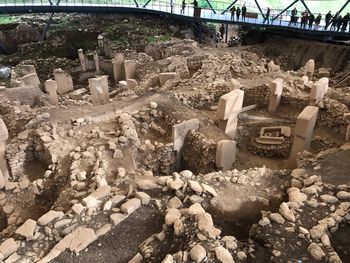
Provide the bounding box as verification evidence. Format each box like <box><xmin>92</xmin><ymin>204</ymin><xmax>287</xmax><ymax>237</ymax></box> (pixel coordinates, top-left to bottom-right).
<box><xmin>268</xmin><ymin>78</ymin><xmax>284</xmax><ymax>114</ymax></box>
<box><xmin>0</xmin><ymin>118</ymin><xmax>9</xmax><ymax>188</ymax></box>
<box><xmin>288</xmin><ymin>106</ymin><xmax>319</xmax><ymax>168</ymax></box>
<box><xmin>309</xmin><ymin>77</ymin><xmax>329</xmax><ymax>106</ymax></box>
<box><xmin>216</xmin><ymin>140</ymin><xmax>236</xmax><ymax>171</ymax></box>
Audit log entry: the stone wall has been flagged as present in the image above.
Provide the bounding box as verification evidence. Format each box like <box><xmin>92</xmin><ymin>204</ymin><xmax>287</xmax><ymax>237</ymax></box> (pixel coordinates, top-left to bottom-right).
<box><xmin>182</xmin><ymin>130</ymin><xmax>216</xmax><ymax>174</ymax></box>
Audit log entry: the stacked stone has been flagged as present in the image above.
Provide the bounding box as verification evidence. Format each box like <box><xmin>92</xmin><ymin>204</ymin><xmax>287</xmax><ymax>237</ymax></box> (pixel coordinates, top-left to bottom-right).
<box><xmin>317</xmin><ymin>98</ymin><xmax>348</xmax><ymax>133</ymax></box>
<box><xmin>242</xmin><ymin>84</ymin><xmax>270</xmax><ymax>108</ymax></box>
<box><xmin>181</xmin><ymin>130</ymin><xmax>217</xmax><ymax>174</ymax></box>
<box><xmin>5</xmin><ymin>139</ymin><xmax>35</xmax><ymax>180</ymax></box>
<box><xmin>247</xmin><ymin>137</ymin><xmax>293</xmax><ymax>159</ymax></box>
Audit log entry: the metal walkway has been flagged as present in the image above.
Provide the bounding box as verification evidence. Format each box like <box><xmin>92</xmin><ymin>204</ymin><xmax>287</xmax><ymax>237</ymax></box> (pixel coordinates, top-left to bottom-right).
<box><xmin>1</xmin><ymin>0</ymin><xmax>350</xmax><ymax>39</ymax></box>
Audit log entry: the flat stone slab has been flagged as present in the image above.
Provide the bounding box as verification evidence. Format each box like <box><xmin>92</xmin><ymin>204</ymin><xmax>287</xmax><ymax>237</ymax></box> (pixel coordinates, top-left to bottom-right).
<box><xmin>120</xmin><ymin>198</ymin><xmax>141</xmax><ymax>214</ymax></box>
<box><xmin>69</xmin><ymin>88</ymin><xmax>88</xmax><ymax>100</ymax></box>
<box><xmin>172</xmin><ymin>119</ymin><xmax>200</xmax><ymax>151</ymax></box>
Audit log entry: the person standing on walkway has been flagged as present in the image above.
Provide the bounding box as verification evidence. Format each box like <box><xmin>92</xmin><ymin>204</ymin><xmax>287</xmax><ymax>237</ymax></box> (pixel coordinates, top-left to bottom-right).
<box><xmin>289</xmin><ymin>7</ymin><xmax>298</xmax><ymax>26</ymax></box>
<box><xmin>181</xmin><ymin>0</ymin><xmax>186</xmax><ymax>14</ymax></box>
<box><xmin>342</xmin><ymin>12</ymin><xmax>350</xmax><ymax>31</ymax></box>
<box><xmin>330</xmin><ymin>11</ymin><xmax>339</xmax><ymax>31</ymax></box>
<box><xmin>236</xmin><ymin>6</ymin><xmax>241</xmax><ymax>21</ymax></box>
<box><xmin>314</xmin><ymin>13</ymin><xmax>321</xmax><ymax>30</ymax></box>
<box><xmin>263</xmin><ymin>7</ymin><xmax>270</xmax><ymax>24</ymax></box>
<box><xmin>242</xmin><ymin>4</ymin><xmax>247</xmax><ymax>22</ymax></box>
<box><xmin>337</xmin><ymin>15</ymin><xmax>343</xmax><ymax>31</ymax></box>
<box><xmin>308</xmin><ymin>13</ymin><xmax>315</xmax><ymax>29</ymax></box>
<box><xmin>325</xmin><ymin>11</ymin><xmax>332</xmax><ymax>30</ymax></box>
<box><xmin>230</xmin><ymin>6</ymin><xmax>236</xmax><ymax>21</ymax></box>
<box><xmin>300</xmin><ymin>10</ymin><xmax>308</xmax><ymax>29</ymax></box>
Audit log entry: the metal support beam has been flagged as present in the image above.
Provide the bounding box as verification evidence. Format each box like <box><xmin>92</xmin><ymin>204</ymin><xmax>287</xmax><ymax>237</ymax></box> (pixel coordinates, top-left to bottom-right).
<box><xmin>143</xmin><ymin>0</ymin><xmax>152</xmax><ymax>8</ymax></box>
<box><xmin>339</xmin><ymin>0</ymin><xmax>350</xmax><ymax>14</ymax></box>
<box><xmin>40</xmin><ymin>12</ymin><xmax>55</xmax><ymax>42</ymax></box>
<box><xmin>133</xmin><ymin>0</ymin><xmax>139</xmax><ymax>8</ymax></box>
<box><xmin>272</xmin><ymin>0</ymin><xmax>298</xmax><ymax>21</ymax></box>
<box><xmin>55</xmin><ymin>0</ymin><xmax>61</xmax><ymax>5</ymax></box>
<box><xmin>254</xmin><ymin>0</ymin><xmax>266</xmax><ymax>20</ymax></box>
<box><xmin>300</xmin><ymin>0</ymin><xmax>311</xmax><ymax>14</ymax></box>
<box><xmin>48</xmin><ymin>0</ymin><xmax>53</xmax><ymax>5</ymax></box>
<box><xmin>221</xmin><ymin>0</ymin><xmax>239</xmax><ymax>15</ymax></box>
<box><xmin>205</xmin><ymin>0</ymin><xmax>216</xmax><ymax>14</ymax></box>
<box><xmin>170</xmin><ymin>0</ymin><xmax>173</xmax><ymax>13</ymax></box>
<box><xmin>225</xmin><ymin>24</ymin><xmax>228</xmax><ymax>43</ymax></box>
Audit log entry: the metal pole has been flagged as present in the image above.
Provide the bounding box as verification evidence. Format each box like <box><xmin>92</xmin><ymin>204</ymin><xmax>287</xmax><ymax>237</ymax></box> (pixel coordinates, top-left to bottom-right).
<box><xmin>272</xmin><ymin>0</ymin><xmax>298</xmax><ymax>21</ymax></box>
<box><xmin>143</xmin><ymin>0</ymin><xmax>151</xmax><ymax>8</ymax></box>
<box><xmin>300</xmin><ymin>0</ymin><xmax>311</xmax><ymax>14</ymax></box>
<box><xmin>221</xmin><ymin>0</ymin><xmax>238</xmax><ymax>15</ymax></box>
<box><xmin>204</xmin><ymin>0</ymin><xmax>216</xmax><ymax>14</ymax></box>
<box><xmin>339</xmin><ymin>0</ymin><xmax>350</xmax><ymax>14</ymax></box>
<box><xmin>225</xmin><ymin>23</ymin><xmax>228</xmax><ymax>43</ymax></box>
<box><xmin>55</xmin><ymin>0</ymin><xmax>61</xmax><ymax>5</ymax></box>
<box><xmin>254</xmin><ymin>0</ymin><xmax>266</xmax><ymax>20</ymax></box>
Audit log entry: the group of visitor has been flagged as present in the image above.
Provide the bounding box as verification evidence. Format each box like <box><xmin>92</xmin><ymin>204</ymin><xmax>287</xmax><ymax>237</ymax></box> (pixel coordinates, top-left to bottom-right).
<box><xmin>289</xmin><ymin>8</ymin><xmax>350</xmax><ymax>32</ymax></box>
<box><xmin>229</xmin><ymin>4</ymin><xmax>247</xmax><ymax>21</ymax></box>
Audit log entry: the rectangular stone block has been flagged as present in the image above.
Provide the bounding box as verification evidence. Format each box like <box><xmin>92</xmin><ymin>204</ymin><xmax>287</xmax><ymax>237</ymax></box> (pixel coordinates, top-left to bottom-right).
<box><xmin>294</xmin><ymin>106</ymin><xmax>319</xmax><ymax>138</ymax></box>
<box><xmin>120</xmin><ymin>198</ymin><xmax>141</xmax><ymax>214</ymax></box>
<box><xmin>110</xmin><ymin>213</ymin><xmax>128</xmax><ymax>226</ymax></box>
<box><xmin>88</xmin><ymin>75</ymin><xmax>109</xmax><ymax>105</ymax></box>
<box><xmin>172</xmin><ymin>119</ymin><xmax>200</xmax><ymax>151</ymax></box>
<box><xmin>159</xmin><ymin>72</ymin><xmax>176</xmax><ymax>86</ymax></box>
<box><xmin>53</xmin><ymin>69</ymin><xmax>74</xmax><ymax>95</ymax></box>
<box><xmin>268</xmin><ymin>78</ymin><xmax>284</xmax><ymax>114</ymax></box>
<box><xmin>216</xmin><ymin>140</ymin><xmax>236</xmax><ymax>171</ymax></box>
<box><xmin>21</xmin><ymin>73</ymin><xmax>40</xmax><ymax>88</ymax></box>
<box><xmin>124</xmin><ymin>60</ymin><xmax>136</xmax><ymax>80</ymax></box>
<box><xmin>216</xmin><ymin>89</ymin><xmax>244</xmax><ymax>120</ymax></box>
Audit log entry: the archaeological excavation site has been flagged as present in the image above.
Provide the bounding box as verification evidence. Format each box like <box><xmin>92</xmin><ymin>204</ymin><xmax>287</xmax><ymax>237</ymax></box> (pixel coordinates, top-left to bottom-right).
<box><xmin>0</xmin><ymin>3</ymin><xmax>350</xmax><ymax>263</ymax></box>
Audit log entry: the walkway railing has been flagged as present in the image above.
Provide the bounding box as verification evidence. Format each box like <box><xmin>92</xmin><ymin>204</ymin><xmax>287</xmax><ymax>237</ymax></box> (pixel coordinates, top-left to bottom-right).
<box><xmin>1</xmin><ymin>0</ymin><xmax>349</xmax><ymax>35</ymax></box>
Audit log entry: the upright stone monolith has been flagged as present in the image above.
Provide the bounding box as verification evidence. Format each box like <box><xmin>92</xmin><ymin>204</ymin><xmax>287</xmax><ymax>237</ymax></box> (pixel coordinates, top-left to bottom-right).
<box><xmin>344</xmin><ymin>113</ymin><xmax>350</xmax><ymax>141</ymax></box>
<box><xmin>112</xmin><ymin>53</ymin><xmax>125</xmax><ymax>82</ymax></box>
<box><xmin>172</xmin><ymin>119</ymin><xmax>200</xmax><ymax>169</ymax></box>
<box><xmin>21</xmin><ymin>73</ymin><xmax>40</xmax><ymax>88</ymax></box>
<box><xmin>0</xmin><ymin>118</ymin><xmax>9</xmax><ymax>187</ymax></box>
<box><xmin>268</xmin><ymin>78</ymin><xmax>284</xmax><ymax>114</ymax></box>
<box><xmin>93</xmin><ymin>51</ymin><xmax>100</xmax><ymax>73</ymax></box>
<box><xmin>53</xmin><ymin>69</ymin><xmax>74</xmax><ymax>95</ymax></box>
<box><xmin>88</xmin><ymin>76</ymin><xmax>109</xmax><ymax>105</ymax></box>
<box><xmin>124</xmin><ymin>60</ymin><xmax>136</xmax><ymax>80</ymax></box>
<box><xmin>289</xmin><ymin>106</ymin><xmax>319</xmax><ymax>168</ymax></box>
<box><xmin>216</xmin><ymin>140</ymin><xmax>236</xmax><ymax>171</ymax></box>
<box><xmin>309</xmin><ymin>77</ymin><xmax>329</xmax><ymax>106</ymax></box>
<box><xmin>216</xmin><ymin>89</ymin><xmax>244</xmax><ymax>139</ymax></box>
<box><xmin>304</xmin><ymin>59</ymin><xmax>315</xmax><ymax>80</ymax></box>
<box><xmin>78</xmin><ymin>49</ymin><xmax>87</xmax><ymax>72</ymax></box>
<box><xmin>44</xmin><ymin>79</ymin><xmax>59</xmax><ymax>105</ymax></box>
<box><xmin>21</xmin><ymin>65</ymin><xmax>36</xmax><ymax>76</ymax></box>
